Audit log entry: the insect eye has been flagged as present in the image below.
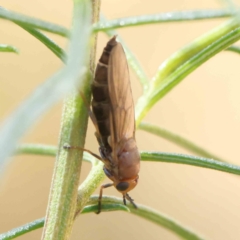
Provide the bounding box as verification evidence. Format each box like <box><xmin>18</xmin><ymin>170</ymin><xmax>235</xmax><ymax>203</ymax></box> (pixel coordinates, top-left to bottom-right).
<box><xmin>116</xmin><ymin>182</ymin><xmax>129</xmax><ymax>191</ymax></box>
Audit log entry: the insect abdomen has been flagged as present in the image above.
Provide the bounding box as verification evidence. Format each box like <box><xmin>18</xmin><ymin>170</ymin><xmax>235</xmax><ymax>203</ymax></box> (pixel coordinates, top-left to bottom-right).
<box><xmin>91</xmin><ymin>37</ymin><xmax>117</xmax><ymax>148</ymax></box>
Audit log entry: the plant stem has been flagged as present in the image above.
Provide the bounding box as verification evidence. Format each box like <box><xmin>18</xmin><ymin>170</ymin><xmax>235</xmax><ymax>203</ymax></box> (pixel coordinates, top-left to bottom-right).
<box><xmin>41</xmin><ymin>0</ymin><xmax>96</xmax><ymax>239</ymax></box>
<box><xmin>75</xmin><ymin>160</ymin><xmax>106</xmax><ymax>216</ymax></box>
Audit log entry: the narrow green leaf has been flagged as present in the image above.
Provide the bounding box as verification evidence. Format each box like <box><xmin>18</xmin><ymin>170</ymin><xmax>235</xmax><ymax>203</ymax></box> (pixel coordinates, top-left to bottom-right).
<box><xmin>16</xmin><ymin>144</ymin><xmax>240</xmax><ymax>175</ymax></box>
<box><xmin>16</xmin><ymin>144</ymin><xmax>57</xmax><ymax>156</ymax></box>
<box><xmin>18</xmin><ymin>25</ymin><xmax>65</xmax><ymax>60</ymax></box>
<box><xmin>141</xmin><ymin>151</ymin><xmax>240</xmax><ymax>175</ymax></box>
<box><xmin>0</xmin><ymin>44</ymin><xmax>18</xmax><ymax>53</ymax></box>
<box><xmin>0</xmin><ymin>7</ymin><xmax>68</xmax><ymax>37</ymax></box>
<box><xmin>0</xmin><ymin>196</ymin><xmax>205</xmax><ymax>240</ymax></box>
<box><xmin>139</xmin><ymin>122</ymin><xmax>228</xmax><ymax>162</ymax></box>
<box><xmin>135</xmin><ymin>18</ymin><xmax>240</xmax><ymax>126</ymax></box>
<box><xmin>0</xmin><ymin>8</ymin><xmax>236</xmax><ymax>40</ymax></box>
<box><xmin>0</xmin><ymin>218</ymin><xmax>45</xmax><ymax>240</ymax></box>
<box><xmin>16</xmin><ymin>144</ymin><xmax>95</xmax><ymax>164</ymax></box>
<box><xmin>93</xmin><ymin>9</ymin><xmax>235</xmax><ymax>32</ymax></box>
<box><xmin>86</xmin><ymin>196</ymin><xmax>206</xmax><ymax>240</ymax></box>
<box><xmin>82</xmin><ymin>202</ymin><xmax>129</xmax><ymax>213</ymax></box>
<box><xmin>16</xmin><ymin>144</ymin><xmax>239</xmax><ymax>175</ymax></box>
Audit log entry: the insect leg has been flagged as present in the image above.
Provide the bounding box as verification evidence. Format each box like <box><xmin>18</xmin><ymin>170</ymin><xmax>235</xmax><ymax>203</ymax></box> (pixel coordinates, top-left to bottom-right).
<box><xmin>63</xmin><ymin>144</ymin><xmax>103</xmax><ymax>161</ymax></box>
<box><xmin>97</xmin><ymin>183</ymin><xmax>114</xmax><ymax>214</ymax></box>
<box><xmin>123</xmin><ymin>195</ymin><xmax>126</xmax><ymax>205</ymax></box>
<box><xmin>125</xmin><ymin>193</ymin><xmax>138</xmax><ymax>209</ymax></box>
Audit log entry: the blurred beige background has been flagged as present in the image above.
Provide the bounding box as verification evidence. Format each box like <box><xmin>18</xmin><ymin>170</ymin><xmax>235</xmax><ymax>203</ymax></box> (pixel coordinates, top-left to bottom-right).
<box><xmin>1</xmin><ymin>0</ymin><xmax>240</xmax><ymax>239</ymax></box>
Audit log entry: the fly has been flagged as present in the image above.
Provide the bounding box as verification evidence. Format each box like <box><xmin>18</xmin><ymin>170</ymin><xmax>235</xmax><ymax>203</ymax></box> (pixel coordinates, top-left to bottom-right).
<box><xmin>91</xmin><ymin>36</ymin><xmax>140</xmax><ymax>213</ymax></box>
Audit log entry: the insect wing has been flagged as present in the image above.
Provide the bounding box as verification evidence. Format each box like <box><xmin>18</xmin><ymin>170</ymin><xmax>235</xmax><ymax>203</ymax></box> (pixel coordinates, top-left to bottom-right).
<box><xmin>108</xmin><ymin>43</ymin><xmax>135</xmax><ymax>157</ymax></box>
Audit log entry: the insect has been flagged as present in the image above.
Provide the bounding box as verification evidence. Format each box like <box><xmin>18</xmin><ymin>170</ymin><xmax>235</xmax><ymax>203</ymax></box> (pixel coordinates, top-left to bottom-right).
<box><xmin>91</xmin><ymin>36</ymin><xmax>140</xmax><ymax>213</ymax></box>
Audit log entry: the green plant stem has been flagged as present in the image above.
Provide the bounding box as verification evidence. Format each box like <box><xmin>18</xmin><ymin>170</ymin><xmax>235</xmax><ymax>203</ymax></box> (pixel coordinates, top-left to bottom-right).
<box><xmin>135</xmin><ymin>18</ymin><xmax>240</xmax><ymax>126</ymax></box>
<box><xmin>75</xmin><ymin>160</ymin><xmax>106</xmax><ymax>216</ymax></box>
<box><xmin>139</xmin><ymin>122</ymin><xmax>228</xmax><ymax>162</ymax></box>
<box><xmin>41</xmin><ymin>1</ymin><xmax>92</xmax><ymax>239</ymax></box>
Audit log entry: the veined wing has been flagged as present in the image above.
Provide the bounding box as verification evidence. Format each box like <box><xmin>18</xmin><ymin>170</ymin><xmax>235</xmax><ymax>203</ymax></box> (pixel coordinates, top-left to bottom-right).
<box><xmin>108</xmin><ymin>41</ymin><xmax>135</xmax><ymax>158</ymax></box>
